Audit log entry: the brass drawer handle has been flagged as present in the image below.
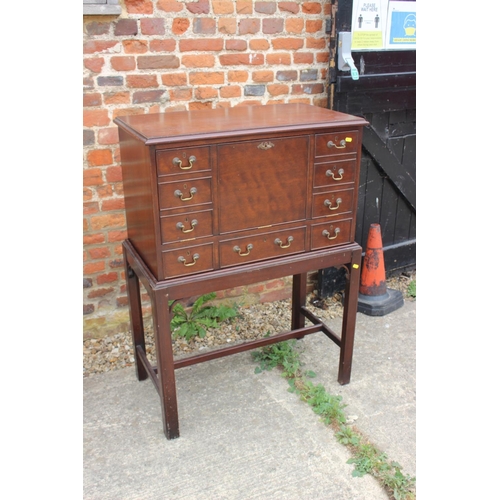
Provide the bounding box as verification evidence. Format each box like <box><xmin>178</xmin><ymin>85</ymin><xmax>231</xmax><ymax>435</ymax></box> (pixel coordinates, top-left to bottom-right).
<box><xmin>274</xmin><ymin>236</ymin><xmax>293</xmax><ymax>249</ymax></box>
<box><xmin>327</xmin><ymin>137</ymin><xmax>352</xmax><ymax>149</ymax></box>
<box><xmin>176</xmin><ymin>219</ymin><xmax>198</xmax><ymax>233</ymax></box>
<box><xmin>324</xmin><ymin>197</ymin><xmax>342</xmax><ymax>211</ymax></box>
<box><xmin>233</xmin><ymin>244</ymin><xmax>253</xmax><ymax>256</ymax></box>
<box><xmin>173</xmin><ymin>155</ymin><xmax>196</xmax><ymax>170</ymax></box>
<box><xmin>326</xmin><ymin>168</ymin><xmax>344</xmax><ymax>181</ymax></box>
<box><xmin>177</xmin><ymin>253</ymin><xmax>199</xmax><ymax>267</ymax></box>
<box><xmin>174</xmin><ymin>187</ymin><xmax>197</xmax><ymax>201</ymax></box>
<box><xmin>322</xmin><ymin>228</ymin><xmax>340</xmax><ymax>240</ymax></box>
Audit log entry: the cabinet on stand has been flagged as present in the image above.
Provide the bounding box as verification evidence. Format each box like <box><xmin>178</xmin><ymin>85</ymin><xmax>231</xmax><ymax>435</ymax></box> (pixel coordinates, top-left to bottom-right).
<box><xmin>115</xmin><ymin>104</ymin><xmax>368</xmax><ymax>440</ymax></box>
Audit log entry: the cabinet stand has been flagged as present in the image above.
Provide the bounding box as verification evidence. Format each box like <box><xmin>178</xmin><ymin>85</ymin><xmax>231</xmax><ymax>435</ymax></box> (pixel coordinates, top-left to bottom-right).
<box><xmin>123</xmin><ymin>238</ymin><xmax>362</xmax><ymax>440</ymax></box>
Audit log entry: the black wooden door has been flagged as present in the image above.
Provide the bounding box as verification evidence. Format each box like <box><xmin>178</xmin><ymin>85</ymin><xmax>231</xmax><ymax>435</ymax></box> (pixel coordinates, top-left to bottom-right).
<box><xmin>319</xmin><ymin>0</ymin><xmax>416</xmax><ymax>296</ymax></box>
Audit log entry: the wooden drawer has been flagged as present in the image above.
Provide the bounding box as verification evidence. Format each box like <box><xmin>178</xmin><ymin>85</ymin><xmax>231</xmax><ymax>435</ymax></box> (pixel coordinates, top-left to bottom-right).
<box><xmin>158</xmin><ymin>177</ymin><xmax>212</xmax><ymax>211</ymax></box>
<box><xmin>315</xmin><ymin>130</ymin><xmax>359</xmax><ymax>157</ymax></box>
<box><xmin>311</xmin><ymin>218</ymin><xmax>353</xmax><ymax>250</ymax></box>
<box><xmin>313</xmin><ymin>158</ymin><xmax>357</xmax><ymax>188</ymax></box>
<box><xmin>156</xmin><ymin>146</ymin><xmax>210</xmax><ymax>177</ymax></box>
<box><xmin>312</xmin><ymin>187</ymin><xmax>355</xmax><ymax>219</ymax></box>
<box><xmin>161</xmin><ymin>242</ymin><xmax>214</xmax><ymax>279</ymax></box>
<box><xmin>160</xmin><ymin>209</ymin><xmax>213</xmax><ymax>244</ymax></box>
<box><xmin>219</xmin><ymin>226</ymin><xmax>306</xmax><ymax>268</ymax></box>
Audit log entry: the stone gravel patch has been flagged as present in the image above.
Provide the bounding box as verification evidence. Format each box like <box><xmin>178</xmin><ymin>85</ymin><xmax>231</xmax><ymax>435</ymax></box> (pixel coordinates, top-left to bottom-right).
<box><xmin>83</xmin><ymin>293</ymin><xmax>341</xmax><ymax>377</ymax></box>
<box><xmin>83</xmin><ymin>273</ymin><xmax>414</xmax><ymax>378</ymax></box>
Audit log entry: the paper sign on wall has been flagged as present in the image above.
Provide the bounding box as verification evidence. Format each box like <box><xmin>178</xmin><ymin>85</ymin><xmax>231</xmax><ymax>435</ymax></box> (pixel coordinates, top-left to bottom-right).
<box><xmin>386</xmin><ymin>1</ymin><xmax>416</xmax><ymax>49</ymax></box>
<box><xmin>352</xmin><ymin>0</ymin><xmax>416</xmax><ymax>51</ymax></box>
<box><xmin>352</xmin><ymin>1</ymin><xmax>384</xmax><ymax>49</ymax></box>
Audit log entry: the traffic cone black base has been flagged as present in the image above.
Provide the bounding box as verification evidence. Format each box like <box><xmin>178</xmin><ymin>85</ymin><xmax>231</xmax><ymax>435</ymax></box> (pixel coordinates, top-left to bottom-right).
<box><xmin>357</xmin><ymin>288</ymin><xmax>404</xmax><ymax>316</ymax></box>
<box><xmin>357</xmin><ymin>223</ymin><xmax>404</xmax><ymax>317</ymax></box>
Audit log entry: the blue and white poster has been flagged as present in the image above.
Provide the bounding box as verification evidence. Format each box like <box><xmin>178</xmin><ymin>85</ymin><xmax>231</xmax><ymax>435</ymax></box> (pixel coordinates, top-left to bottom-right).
<box><xmin>386</xmin><ymin>1</ymin><xmax>416</xmax><ymax>49</ymax></box>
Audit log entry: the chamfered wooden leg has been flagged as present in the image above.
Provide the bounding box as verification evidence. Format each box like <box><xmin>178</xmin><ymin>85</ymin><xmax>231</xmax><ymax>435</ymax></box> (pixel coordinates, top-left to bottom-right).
<box><xmin>151</xmin><ymin>290</ymin><xmax>180</xmax><ymax>440</ymax></box>
<box><xmin>337</xmin><ymin>248</ymin><xmax>362</xmax><ymax>385</ymax></box>
<box><xmin>123</xmin><ymin>243</ymin><xmax>148</xmax><ymax>382</ymax></box>
<box><xmin>291</xmin><ymin>273</ymin><xmax>307</xmax><ymax>332</ymax></box>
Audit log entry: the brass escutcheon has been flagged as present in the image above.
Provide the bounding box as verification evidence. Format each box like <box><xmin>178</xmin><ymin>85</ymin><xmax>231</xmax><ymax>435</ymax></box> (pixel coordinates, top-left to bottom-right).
<box><xmin>258</xmin><ymin>142</ymin><xmax>275</xmax><ymax>150</ymax></box>
<box><xmin>173</xmin><ymin>155</ymin><xmax>196</xmax><ymax>170</ymax></box>
<box><xmin>322</xmin><ymin>228</ymin><xmax>340</xmax><ymax>240</ymax></box>
<box><xmin>178</xmin><ymin>253</ymin><xmax>199</xmax><ymax>267</ymax></box>
<box><xmin>233</xmin><ymin>244</ymin><xmax>253</xmax><ymax>256</ymax></box>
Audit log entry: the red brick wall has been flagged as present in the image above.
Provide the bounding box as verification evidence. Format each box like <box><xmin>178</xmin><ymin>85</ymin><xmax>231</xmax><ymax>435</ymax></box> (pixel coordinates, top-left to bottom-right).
<box><xmin>83</xmin><ymin>0</ymin><xmax>331</xmax><ymax>338</ymax></box>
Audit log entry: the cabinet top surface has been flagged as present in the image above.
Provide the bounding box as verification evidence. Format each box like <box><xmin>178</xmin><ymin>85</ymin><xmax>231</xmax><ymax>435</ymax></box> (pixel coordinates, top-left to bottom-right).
<box><xmin>114</xmin><ymin>103</ymin><xmax>368</xmax><ymax>145</ymax></box>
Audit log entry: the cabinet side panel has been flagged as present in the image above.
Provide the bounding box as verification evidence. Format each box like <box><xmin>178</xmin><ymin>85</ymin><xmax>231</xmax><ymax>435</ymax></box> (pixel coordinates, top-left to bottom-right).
<box><xmin>118</xmin><ymin>128</ymin><xmax>159</xmax><ymax>276</ymax></box>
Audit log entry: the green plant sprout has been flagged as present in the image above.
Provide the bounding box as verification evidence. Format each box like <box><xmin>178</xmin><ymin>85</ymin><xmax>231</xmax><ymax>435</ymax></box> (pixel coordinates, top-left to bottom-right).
<box><xmin>170</xmin><ymin>293</ymin><xmax>239</xmax><ymax>342</ymax></box>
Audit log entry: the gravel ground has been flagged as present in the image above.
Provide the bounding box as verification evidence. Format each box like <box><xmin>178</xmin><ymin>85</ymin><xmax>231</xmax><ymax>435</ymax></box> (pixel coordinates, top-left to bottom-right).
<box><xmin>83</xmin><ymin>272</ymin><xmax>415</xmax><ymax>378</ymax></box>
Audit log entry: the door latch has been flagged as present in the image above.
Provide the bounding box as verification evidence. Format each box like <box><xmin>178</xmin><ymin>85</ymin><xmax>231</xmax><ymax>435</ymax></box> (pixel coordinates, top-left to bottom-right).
<box><xmin>338</xmin><ymin>32</ymin><xmax>359</xmax><ymax>80</ymax></box>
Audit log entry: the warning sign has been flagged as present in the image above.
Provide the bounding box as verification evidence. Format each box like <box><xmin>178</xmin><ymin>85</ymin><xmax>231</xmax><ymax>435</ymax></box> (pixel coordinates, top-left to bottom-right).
<box><xmin>352</xmin><ymin>1</ymin><xmax>384</xmax><ymax>49</ymax></box>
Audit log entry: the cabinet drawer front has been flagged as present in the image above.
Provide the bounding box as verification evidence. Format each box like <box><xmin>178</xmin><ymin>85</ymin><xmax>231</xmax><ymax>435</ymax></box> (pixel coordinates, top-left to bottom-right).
<box><xmin>160</xmin><ymin>209</ymin><xmax>213</xmax><ymax>244</ymax></box>
<box><xmin>312</xmin><ymin>188</ymin><xmax>355</xmax><ymax>218</ymax></box>
<box><xmin>315</xmin><ymin>131</ymin><xmax>359</xmax><ymax>157</ymax></box>
<box><xmin>313</xmin><ymin>159</ymin><xmax>357</xmax><ymax>188</ymax></box>
<box><xmin>219</xmin><ymin>226</ymin><xmax>306</xmax><ymax>268</ymax></box>
<box><xmin>161</xmin><ymin>243</ymin><xmax>214</xmax><ymax>279</ymax></box>
<box><xmin>158</xmin><ymin>177</ymin><xmax>212</xmax><ymax>211</ymax></box>
<box><xmin>311</xmin><ymin>218</ymin><xmax>353</xmax><ymax>250</ymax></box>
<box><xmin>156</xmin><ymin>146</ymin><xmax>210</xmax><ymax>177</ymax></box>
<box><xmin>217</xmin><ymin>136</ymin><xmax>308</xmax><ymax>233</ymax></box>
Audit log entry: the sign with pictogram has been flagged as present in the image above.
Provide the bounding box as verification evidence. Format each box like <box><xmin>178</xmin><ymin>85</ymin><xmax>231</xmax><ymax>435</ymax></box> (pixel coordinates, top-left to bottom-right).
<box><xmin>351</xmin><ymin>0</ymin><xmax>416</xmax><ymax>50</ymax></box>
<box><xmin>352</xmin><ymin>1</ymin><xmax>385</xmax><ymax>49</ymax></box>
<box><xmin>386</xmin><ymin>1</ymin><xmax>416</xmax><ymax>49</ymax></box>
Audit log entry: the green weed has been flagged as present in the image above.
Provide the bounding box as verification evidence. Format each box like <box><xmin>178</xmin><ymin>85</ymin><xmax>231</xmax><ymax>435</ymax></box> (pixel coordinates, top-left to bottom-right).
<box><xmin>252</xmin><ymin>339</ymin><xmax>416</xmax><ymax>500</ymax></box>
<box><xmin>336</xmin><ymin>424</ymin><xmax>360</xmax><ymax>446</ymax></box>
<box><xmin>407</xmin><ymin>280</ymin><xmax>416</xmax><ymax>298</ymax></box>
<box><xmin>381</xmin><ymin>464</ymin><xmax>416</xmax><ymax>500</ymax></box>
<box><xmin>347</xmin><ymin>443</ymin><xmax>390</xmax><ymax>477</ymax></box>
<box><xmin>347</xmin><ymin>441</ymin><xmax>416</xmax><ymax>499</ymax></box>
<box><xmin>170</xmin><ymin>293</ymin><xmax>238</xmax><ymax>341</ymax></box>
<box><xmin>298</xmin><ymin>380</ymin><xmax>346</xmax><ymax>425</ymax></box>
<box><xmin>252</xmin><ymin>340</ymin><xmax>302</xmax><ymax>378</ymax></box>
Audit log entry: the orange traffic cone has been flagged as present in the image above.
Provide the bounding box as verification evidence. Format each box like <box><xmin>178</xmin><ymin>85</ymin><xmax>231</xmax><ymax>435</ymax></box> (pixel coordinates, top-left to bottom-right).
<box><xmin>357</xmin><ymin>223</ymin><xmax>404</xmax><ymax>316</ymax></box>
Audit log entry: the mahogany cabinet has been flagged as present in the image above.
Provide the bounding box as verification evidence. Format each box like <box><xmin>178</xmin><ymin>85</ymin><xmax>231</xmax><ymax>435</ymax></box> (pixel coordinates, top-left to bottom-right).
<box><xmin>115</xmin><ymin>104</ymin><xmax>368</xmax><ymax>439</ymax></box>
